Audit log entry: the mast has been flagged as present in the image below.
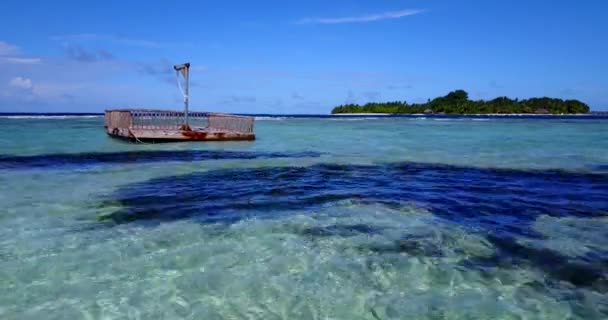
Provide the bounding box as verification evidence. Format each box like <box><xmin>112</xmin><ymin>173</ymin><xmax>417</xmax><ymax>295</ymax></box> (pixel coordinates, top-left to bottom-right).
<box><xmin>174</xmin><ymin>62</ymin><xmax>190</xmax><ymax>126</ymax></box>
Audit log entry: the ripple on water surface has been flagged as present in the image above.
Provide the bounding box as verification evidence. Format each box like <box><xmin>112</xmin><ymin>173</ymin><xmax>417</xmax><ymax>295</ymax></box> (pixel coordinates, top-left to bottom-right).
<box><xmin>1</xmin><ymin>159</ymin><xmax>607</xmax><ymax>319</ymax></box>
<box><xmin>2</xmin><ymin>202</ymin><xmax>607</xmax><ymax>319</ymax></box>
<box><xmin>2</xmin><ymin>202</ymin><xmax>605</xmax><ymax>319</ymax></box>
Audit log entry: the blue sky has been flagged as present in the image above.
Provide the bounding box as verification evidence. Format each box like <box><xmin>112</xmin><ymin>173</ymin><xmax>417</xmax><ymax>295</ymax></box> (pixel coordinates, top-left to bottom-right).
<box><xmin>1</xmin><ymin>0</ymin><xmax>607</xmax><ymax>113</ymax></box>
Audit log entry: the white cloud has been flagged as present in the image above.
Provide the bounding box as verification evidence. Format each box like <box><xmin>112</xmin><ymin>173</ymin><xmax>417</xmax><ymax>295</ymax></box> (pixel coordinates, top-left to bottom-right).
<box><xmin>299</xmin><ymin>9</ymin><xmax>424</xmax><ymax>24</ymax></box>
<box><xmin>9</xmin><ymin>77</ymin><xmax>33</xmax><ymax>89</ymax></box>
<box><xmin>0</xmin><ymin>41</ymin><xmax>42</xmax><ymax>64</ymax></box>
<box><xmin>0</xmin><ymin>57</ymin><xmax>42</xmax><ymax>64</ymax></box>
<box><xmin>0</xmin><ymin>41</ymin><xmax>19</xmax><ymax>56</ymax></box>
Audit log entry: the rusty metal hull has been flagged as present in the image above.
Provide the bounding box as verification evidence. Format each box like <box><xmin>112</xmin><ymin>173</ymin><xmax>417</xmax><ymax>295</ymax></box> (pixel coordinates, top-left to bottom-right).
<box><xmin>105</xmin><ymin>127</ymin><xmax>255</xmax><ymax>142</ymax></box>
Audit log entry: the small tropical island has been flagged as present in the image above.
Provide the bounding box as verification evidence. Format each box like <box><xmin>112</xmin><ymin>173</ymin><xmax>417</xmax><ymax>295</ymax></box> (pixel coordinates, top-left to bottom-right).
<box><xmin>331</xmin><ymin>90</ymin><xmax>590</xmax><ymax>115</ymax></box>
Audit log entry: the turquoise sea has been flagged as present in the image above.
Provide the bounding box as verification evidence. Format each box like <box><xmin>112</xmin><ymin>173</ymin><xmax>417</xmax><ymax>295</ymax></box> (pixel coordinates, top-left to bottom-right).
<box><xmin>1</xmin><ymin>115</ymin><xmax>607</xmax><ymax>319</ymax></box>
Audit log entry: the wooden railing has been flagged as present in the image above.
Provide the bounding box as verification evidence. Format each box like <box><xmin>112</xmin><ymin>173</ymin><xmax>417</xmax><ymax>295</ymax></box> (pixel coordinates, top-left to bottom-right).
<box><xmin>104</xmin><ymin>109</ymin><xmax>254</xmax><ymax>133</ymax></box>
<box><xmin>208</xmin><ymin>113</ymin><xmax>255</xmax><ymax>133</ymax></box>
<box><xmin>129</xmin><ymin>110</ymin><xmax>209</xmax><ymax>129</ymax></box>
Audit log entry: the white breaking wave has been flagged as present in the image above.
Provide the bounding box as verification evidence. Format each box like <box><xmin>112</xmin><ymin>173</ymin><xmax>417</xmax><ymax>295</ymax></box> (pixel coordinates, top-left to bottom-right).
<box><xmin>432</xmin><ymin>118</ymin><xmax>492</xmax><ymax>122</ymax></box>
<box><xmin>254</xmin><ymin>116</ymin><xmax>287</xmax><ymax>121</ymax></box>
<box><xmin>0</xmin><ymin>115</ymin><xmax>102</xmax><ymax>119</ymax></box>
<box><xmin>328</xmin><ymin>117</ymin><xmax>385</xmax><ymax>121</ymax></box>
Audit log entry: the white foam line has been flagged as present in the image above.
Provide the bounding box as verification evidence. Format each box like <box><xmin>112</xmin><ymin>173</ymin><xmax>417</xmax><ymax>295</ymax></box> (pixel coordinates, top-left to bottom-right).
<box><xmin>0</xmin><ymin>115</ymin><xmax>102</xmax><ymax>119</ymax></box>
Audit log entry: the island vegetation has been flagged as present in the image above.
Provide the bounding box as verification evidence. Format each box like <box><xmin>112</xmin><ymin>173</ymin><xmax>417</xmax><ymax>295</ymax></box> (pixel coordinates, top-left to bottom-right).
<box><xmin>331</xmin><ymin>90</ymin><xmax>590</xmax><ymax>114</ymax></box>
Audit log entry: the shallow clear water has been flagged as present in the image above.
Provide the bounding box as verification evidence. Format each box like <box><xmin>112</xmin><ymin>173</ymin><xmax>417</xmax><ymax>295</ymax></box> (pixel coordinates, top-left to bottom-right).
<box><xmin>1</xmin><ymin>115</ymin><xmax>607</xmax><ymax>319</ymax></box>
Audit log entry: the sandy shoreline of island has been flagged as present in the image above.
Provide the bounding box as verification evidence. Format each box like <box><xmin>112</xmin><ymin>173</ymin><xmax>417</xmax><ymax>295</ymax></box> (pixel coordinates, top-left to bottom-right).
<box><xmin>332</xmin><ymin>113</ymin><xmax>595</xmax><ymax>116</ymax></box>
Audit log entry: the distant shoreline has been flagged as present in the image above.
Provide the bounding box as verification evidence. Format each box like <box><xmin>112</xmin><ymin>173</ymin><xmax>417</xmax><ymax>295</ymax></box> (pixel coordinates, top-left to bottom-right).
<box><xmin>332</xmin><ymin>113</ymin><xmax>595</xmax><ymax>116</ymax></box>
<box><xmin>0</xmin><ymin>112</ymin><xmax>606</xmax><ymax>118</ymax></box>
<box><xmin>332</xmin><ymin>90</ymin><xmax>592</xmax><ymax>115</ymax></box>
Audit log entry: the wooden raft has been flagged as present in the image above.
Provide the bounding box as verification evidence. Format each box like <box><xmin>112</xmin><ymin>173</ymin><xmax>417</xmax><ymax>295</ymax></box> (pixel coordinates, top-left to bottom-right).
<box><xmin>104</xmin><ymin>109</ymin><xmax>255</xmax><ymax>142</ymax></box>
